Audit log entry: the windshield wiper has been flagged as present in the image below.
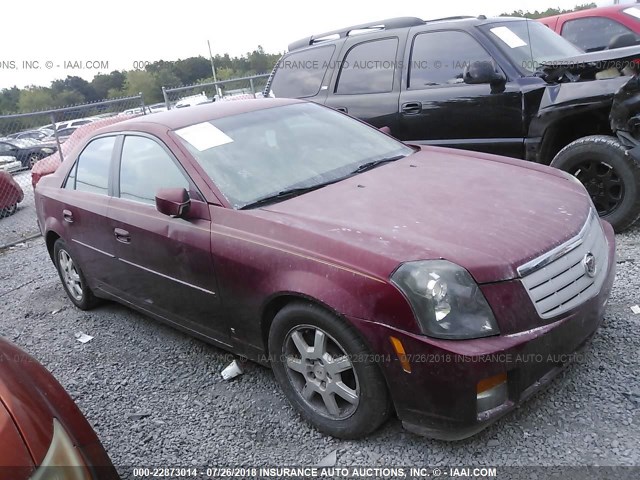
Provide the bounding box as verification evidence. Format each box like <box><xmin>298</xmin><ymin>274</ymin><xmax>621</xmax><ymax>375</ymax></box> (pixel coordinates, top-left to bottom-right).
<box><xmin>240</xmin><ymin>179</ymin><xmax>340</xmax><ymax>210</ymax></box>
<box><xmin>351</xmin><ymin>154</ymin><xmax>406</xmax><ymax>174</ymax></box>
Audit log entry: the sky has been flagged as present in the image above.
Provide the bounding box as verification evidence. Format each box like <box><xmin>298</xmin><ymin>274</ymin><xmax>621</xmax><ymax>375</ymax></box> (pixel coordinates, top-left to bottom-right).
<box><xmin>0</xmin><ymin>0</ymin><xmax>631</xmax><ymax>89</ymax></box>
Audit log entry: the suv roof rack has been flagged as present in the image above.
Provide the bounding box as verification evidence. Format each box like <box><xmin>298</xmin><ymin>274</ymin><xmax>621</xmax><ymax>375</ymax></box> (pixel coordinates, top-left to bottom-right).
<box><xmin>288</xmin><ymin>17</ymin><xmax>425</xmax><ymax>51</ymax></box>
<box><xmin>424</xmin><ymin>15</ymin><xmax>475</xmax><ymax>22</ymax></box>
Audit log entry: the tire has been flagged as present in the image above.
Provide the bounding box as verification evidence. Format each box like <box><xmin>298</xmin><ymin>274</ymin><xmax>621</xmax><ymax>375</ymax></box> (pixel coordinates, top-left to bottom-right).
<box><xmin>551</xmin><ymin>135</ymin><xmax>640</xmax><ymax>232</ymax></box>
<box><xmin>28</xmin><ymin>153</ymin><xmax>40</xmax><ymax>169</ymax></box>
<box><xmin>269</xmin><ymin>302</ymin><xmax>392</xmax><ymax>439</ymax></box>
<box><xmin>53</xmin><ymin>239</ymin><xmax>100</xmax><ymax>310</ymax></box>
<box><xmin>0</xmin><ymin>204</ymin><xmax>17</xmax><ymax>218</ymax></box>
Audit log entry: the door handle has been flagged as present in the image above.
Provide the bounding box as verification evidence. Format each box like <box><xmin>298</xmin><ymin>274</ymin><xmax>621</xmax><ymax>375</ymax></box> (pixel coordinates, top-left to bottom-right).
<box><xmin>401</xmin><ymin>102</ymin><xmax>422</xmax><ymax>115</ymax></box>
<box><xmin>62</xmin><ymin>209</ymin><xmax>74</xmax><ymax>223</ymax></box>
<box><xmin>335</xmin><ymin>106</ymin><xmax>348</xmax><ymax>113</ymax></box>
<box><xmin>114</xmin><ymin>228</ymin><xmax>131</xmax><ymax>244</ymax></box>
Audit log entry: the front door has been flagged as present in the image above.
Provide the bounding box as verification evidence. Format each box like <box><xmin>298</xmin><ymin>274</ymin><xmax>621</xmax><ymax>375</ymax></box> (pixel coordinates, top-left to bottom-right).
<box><xmin>398</xmin><ymin>28</ymin><xmax>525</xmax><ymax>158</ymax></box>
<box><xmin>106</xmin><ymin>134</ymin><xmax>225</xmax><ymax>341</ymax></box>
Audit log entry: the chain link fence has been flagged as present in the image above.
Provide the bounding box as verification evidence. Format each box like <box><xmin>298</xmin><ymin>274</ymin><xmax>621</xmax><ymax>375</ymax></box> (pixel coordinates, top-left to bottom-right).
<box><xmin>0</xmin><ymin>95</ymin><xmax>145</xmax><ymax>248</ymax></box>
<box><xmin>161</xmin><ymin>74</ymin><xmax>270</xmax><ymax>109</ymax></box>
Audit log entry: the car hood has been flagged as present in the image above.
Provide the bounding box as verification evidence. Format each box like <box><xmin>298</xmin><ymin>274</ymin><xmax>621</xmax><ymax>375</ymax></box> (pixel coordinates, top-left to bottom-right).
<box><xmin>259</xmin><ymin>147</ymin><xmax>591</xmax><ymax>283</ymax></box>
<box><xmin>542</xmin><ymin>44</ymin><xmax>640</xmax><ymax>68</ymax></box>
<box><xmin>540</xmin><ymin>45</ymin><xmax>640</xmax><ymax>80</ymax></box>
<box><xmin>0</xmin><ymin>400</ymin><xmax>34</xmax><ymax>476</ymax></box>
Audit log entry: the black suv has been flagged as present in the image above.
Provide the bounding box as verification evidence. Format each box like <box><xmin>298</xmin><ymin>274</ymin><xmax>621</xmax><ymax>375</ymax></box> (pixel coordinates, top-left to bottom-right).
<box><xmin>265</xmin><ymin>16</ymin><xmax>640</xmax><ymax>231</ymax></box>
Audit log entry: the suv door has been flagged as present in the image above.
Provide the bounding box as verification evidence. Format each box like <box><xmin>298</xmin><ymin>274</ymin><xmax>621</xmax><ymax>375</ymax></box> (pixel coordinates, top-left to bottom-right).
<box><xmin>59</xmin><ymin>135</ymin><xmax>118</xmax><ymax>289</ymax></box>
<box><xmin>398</xmin><ymin>28</ymin><xmax>525</xmax><ymax>158</ymax></box>
<box><xmin>106</xmin><ymin>134</ymin><xmax>226</xmax><ymax>341</ymax></box>
<box><xmin>325</xmin><ymin>35</ymin><xmax>403</xmax><ymax>132</ymax></box>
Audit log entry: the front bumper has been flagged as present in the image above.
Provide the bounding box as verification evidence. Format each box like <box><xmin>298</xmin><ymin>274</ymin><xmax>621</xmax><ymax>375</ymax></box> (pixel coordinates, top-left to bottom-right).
<box><xmin>349</xmin><ymin>221</ymin><xmax>616</xmax><ymax>440</ymax></box>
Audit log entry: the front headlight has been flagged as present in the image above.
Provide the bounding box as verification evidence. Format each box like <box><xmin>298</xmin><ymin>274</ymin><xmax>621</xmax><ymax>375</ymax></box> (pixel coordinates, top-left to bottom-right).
<box><xmin>41</xmin><ymin>148</ymin><xmax>54</xmax><ymax>154</ymax></box>
<box><xmin>30</xmin><ymin>418</ymin><xmax>91</xmax><ymax>480</ymax></box>
<box><xmin>391</xmin><ymin>260</ymin><xmax>500</xmax><ymax>340</ymax></box>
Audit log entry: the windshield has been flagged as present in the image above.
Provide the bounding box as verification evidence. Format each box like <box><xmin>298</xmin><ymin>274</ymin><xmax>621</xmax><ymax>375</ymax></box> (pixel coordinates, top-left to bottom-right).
<box><xmin>480</xmin><ymin>20</ymin><xmax>583</xmax><ymax>73</ymax></box>
<box><xmin>175</xmin><ymin>102</ymin><xmax>413</xmax><ymax>209</ymax></box>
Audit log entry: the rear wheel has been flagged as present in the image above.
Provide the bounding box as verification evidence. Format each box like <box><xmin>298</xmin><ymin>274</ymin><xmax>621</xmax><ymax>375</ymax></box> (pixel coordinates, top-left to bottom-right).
<box><xmin>53</xmin><ymin>239</ymin><xmax>100</xmax><ymax>310</ymax></box>
<box><xmin>551</xmin><ymin>135</ymin><xmax>640</xmax><ymax>232</ymax></box>
<box><xmin>269</xmin><ymin>302</ymin><xmax>391</xmax><ymax>439</ymax></box>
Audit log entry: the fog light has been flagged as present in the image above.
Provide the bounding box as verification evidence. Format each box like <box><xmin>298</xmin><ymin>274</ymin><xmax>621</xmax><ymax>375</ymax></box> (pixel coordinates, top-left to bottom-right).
<box><xmin>477</xmin><ymin>373</ymin><xmax>507</xmax><ymax>413</ymax></box>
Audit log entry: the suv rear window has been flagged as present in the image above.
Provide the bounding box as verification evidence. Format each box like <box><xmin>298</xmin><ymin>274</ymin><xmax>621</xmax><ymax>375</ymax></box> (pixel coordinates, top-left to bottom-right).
<box><xmin>269</xmin><ymin>45</ymin><xmax>335</xmax><ymax>98</ymax></box>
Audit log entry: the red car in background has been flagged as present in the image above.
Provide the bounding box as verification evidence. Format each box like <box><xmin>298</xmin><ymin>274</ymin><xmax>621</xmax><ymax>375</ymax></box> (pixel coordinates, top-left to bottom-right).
<box><xmin>540</xmin><ymin>4</ymin><xmax>640</xmax><ymax>51</ymax></box>
<box><xmin>31</xmin><ymin>115</ymin><xmax>138</xmax><ymax>189</ymax></box>
<box><xmin>0</xmin><ymin>337</ymin><xmax>118</xmax><ymax>479</ymax></box>
<box><xmin>0</xmin><ymin>170</ymin><xmax>24</xmax><ymax>217</ymax></box>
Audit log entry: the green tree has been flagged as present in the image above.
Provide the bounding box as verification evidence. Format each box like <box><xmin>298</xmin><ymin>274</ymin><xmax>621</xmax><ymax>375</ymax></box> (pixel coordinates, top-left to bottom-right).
<box><xmin>18</xmin><ymin>87</ymin><xmax>55</xmax><ymax>112</ymax></box>
<box><xmin>120</xmin><ymin>70</ymin><xmax>162</xmax><ymax>104</ymax></box>
<box><xmin>91</xmin><ymin>71</ymin><xmax>126</xmax><ymax>99</ymax></box>
<box><xmin>501</xmin><ymin>3</ymin><xmax>597</xmax><ymax>19</ymax></box>
<box><xmin>0</xmin><ymin>87</ymin><xmax>21</xmax><ymax>114</ymax></box>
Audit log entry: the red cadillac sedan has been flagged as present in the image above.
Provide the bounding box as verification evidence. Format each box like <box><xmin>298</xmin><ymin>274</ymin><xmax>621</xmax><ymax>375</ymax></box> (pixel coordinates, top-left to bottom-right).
<box><xmin>35</xmin><ymin>99</ymin><xmax>615</xmax><ymax>440</ymax></box>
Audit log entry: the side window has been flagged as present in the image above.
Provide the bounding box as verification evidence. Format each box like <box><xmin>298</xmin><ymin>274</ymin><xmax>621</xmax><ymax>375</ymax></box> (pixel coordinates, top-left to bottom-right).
<box><xmin>0</xmin><ymin>143</ymin><xmax>12</xmax><ymax>153</ymax></box>
<box><xmin>409</xmin><ymin>31</ymin><xmax>494</xmax><ymax>88</ymax></box>
<box><xmin>335</xmin><ymin>38</ymin><xmax>398</xmax><ymax>95</ymax></box>
<box><xmin>66</xmin><ymin>136</ymin><xmax>116</xmax><ymax>195</ymax></box>
<box><xmin>562</xmin><ymin>17</ymin><xmax>637</xmax><ymax>51</ymax></box>
<box><xmin>119</xmin><ymin>136</ymin><xmax>189</xmax><ymax>205</ymax></box>
<box><xmin>269</xmin><ymin>45</ymin><xmax>335</xmax><ymax>98</ymax></box>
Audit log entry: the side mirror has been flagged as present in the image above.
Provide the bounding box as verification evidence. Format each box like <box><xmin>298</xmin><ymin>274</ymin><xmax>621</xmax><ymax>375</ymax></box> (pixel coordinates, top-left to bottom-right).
<box><xmin>463</xmin><ymin>61</ymin><xmax>505</xmax><ymax>87</ymax></box>
<box><xmin>379</xmin><ymin>126</ymin><xmax>392</xmax><ymax>135</ymax></box>
<box><xmin>155</xmin><ymin>187</ymin><xmax>190</xmax><ymax>218</ymax></box>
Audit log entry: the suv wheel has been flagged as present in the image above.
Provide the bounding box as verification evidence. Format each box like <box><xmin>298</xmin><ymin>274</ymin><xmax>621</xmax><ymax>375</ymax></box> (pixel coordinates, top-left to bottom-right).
<box><xmin>269</xmin><ymin>302</ymin><xmax>391</xmax><ymax>439</ymax></box>
<box><xmin>551</xmin><ymin>135</ymin><xmax>640</xmax><ymax>232</ymax></box>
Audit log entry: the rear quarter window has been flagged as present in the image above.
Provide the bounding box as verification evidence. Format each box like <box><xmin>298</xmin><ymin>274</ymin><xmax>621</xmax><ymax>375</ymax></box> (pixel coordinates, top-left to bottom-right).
<box><xmin>269</xmin><ymin>45</ymin><xmax>335</xmax><ymax>98</ymax></box>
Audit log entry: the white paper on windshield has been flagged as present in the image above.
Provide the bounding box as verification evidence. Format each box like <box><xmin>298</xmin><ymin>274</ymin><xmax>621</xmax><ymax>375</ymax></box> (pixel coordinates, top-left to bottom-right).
<box><xmin>175</xmin><ymin>122</ymin><xmax>233</xmax><ymax>151</ymax></box>
<box><xmin>490</xmin><ymin>26</ymin><xmax>528</xmax><ymax>48</ymax></box>
<box><xmin>623</xmin><ymin>7</ymin><xmax>640</xmax><ymax>19</ymax></box>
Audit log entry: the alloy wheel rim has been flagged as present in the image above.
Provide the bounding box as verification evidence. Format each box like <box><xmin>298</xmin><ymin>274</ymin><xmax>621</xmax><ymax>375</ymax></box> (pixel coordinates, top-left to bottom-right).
<box><xmin>58</xmin><ymin>250</ymin><xmax>83</xmax><ymax>301</ymax></box>
<box><xmin>283</xmin><ymin>325</ymin><xmax>360</xmax><ymax>420</ymax></box>
<box><xmin>571</xmin><ymin>160</ymin><xmax>624</xmax><ymax>216</ymax></box>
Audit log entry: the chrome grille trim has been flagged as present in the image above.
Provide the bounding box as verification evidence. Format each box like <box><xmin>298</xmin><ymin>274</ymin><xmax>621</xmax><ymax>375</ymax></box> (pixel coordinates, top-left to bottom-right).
<box><xmin>519</xmin><ymin>210</ymin><xmax>608</xmax><ymax>319</ymax></box>
<box><xmin>517</xmin><ymin>210</ymin><xmax>595</xmax><ymax>278</ymax></box>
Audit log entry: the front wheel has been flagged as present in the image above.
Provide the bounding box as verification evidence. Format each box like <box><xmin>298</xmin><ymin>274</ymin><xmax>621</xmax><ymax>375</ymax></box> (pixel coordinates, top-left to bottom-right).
<box><xmin>269</xmin><ymin>302</ymin><xmax>391</xmax><ymax>439</ymax></box>
<box><xmin>551</xmin><ymin>135</ymin><xmax>640</xmax><ymax>232</ymax></box>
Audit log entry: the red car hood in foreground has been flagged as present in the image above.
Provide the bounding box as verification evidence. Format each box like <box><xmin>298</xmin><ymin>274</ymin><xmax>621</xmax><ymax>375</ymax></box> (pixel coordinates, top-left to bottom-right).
<box><xmin>0</xmin><ymin>401</ymin><xmax>33</xmax><ymax>476</ymax></box>
<box><xmin>261</xmin><ymin>147</ymin><xmax>591</xmax><ymax>283</ymax></box>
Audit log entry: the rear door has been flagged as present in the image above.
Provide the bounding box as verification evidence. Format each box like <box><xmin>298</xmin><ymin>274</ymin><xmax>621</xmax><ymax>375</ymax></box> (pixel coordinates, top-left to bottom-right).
<box><xmin>397</xmin><ymin>28</ymin><xmax>525</xmax><ymax>158</ymax></box>
<box><xmin>106</xmin><ymin>134</ymin><xmax>226</xmax><ymax>341</ymax></box>
<box><xmin>324</xmin><ymin>35</ymin><xmax>403</xmax><ymax>132</ymax></box>
<box><xmin>268</xmin><ymin>44</ymin><xmax>338</xmax><ymax>104</ymax></box>
<box><xmin>58</xmin><ymin>136</ymin><xmax>118</xmax><ymax>289</ymax></box>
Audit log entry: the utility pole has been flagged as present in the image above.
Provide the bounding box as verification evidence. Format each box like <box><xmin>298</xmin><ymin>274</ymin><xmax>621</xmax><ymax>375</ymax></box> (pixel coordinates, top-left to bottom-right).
<box><xmin>207</xmin><ymin>40</ymin><xmax>222</xmax><ymax>99</ymax></box>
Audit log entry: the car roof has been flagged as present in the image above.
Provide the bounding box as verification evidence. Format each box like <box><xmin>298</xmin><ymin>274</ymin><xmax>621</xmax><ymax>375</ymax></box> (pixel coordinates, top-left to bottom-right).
<box><xmin>94</xmin><ymin>98</ymin><xmax>304</xmax><ymax>134</ymax></box>
<box><xmin>539</xmin><ymin>5</ymin><xmax>635</xmax><ymax>22</ymax></box>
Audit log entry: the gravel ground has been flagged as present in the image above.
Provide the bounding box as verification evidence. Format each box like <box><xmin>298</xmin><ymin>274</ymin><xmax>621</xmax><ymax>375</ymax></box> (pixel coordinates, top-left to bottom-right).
<box><xmin>0</xmin><ymin>224</ymin><xmax>639</xmax><ymax>478</ymax></box>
